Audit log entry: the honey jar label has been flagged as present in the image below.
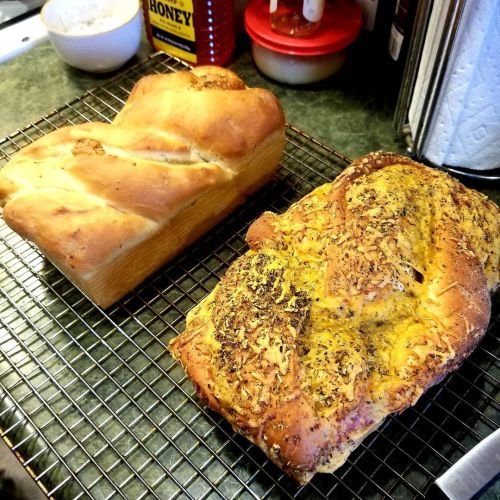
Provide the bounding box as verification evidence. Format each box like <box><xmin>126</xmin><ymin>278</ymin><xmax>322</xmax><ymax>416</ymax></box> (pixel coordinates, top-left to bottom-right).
<box><xmin>146</xmin><ymin>0</ymin><xmax>197</xmax><ymax>63</ymax></box>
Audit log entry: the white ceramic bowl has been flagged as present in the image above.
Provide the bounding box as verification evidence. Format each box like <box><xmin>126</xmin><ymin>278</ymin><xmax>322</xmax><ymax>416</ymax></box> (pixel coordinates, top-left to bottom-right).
<box><xmin>41</xmin><ymin>0</ymin><xmax>142</xmax><ymax>73</ymax></box>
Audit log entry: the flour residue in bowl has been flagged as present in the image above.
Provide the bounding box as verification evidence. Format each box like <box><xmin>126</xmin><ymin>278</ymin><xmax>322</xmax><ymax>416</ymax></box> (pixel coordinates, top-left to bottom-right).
<box><xmin>64</xmin><ymin>16</ymin><xmax>123</xmax><ymax>35</ymax></box>
<box><xmin>43</xmin><ymin>0</ymin><xmax>139</xmax><ymax>36</ymax></box>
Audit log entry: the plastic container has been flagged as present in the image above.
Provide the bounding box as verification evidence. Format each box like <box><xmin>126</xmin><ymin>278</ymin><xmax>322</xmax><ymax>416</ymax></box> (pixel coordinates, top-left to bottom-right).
<box><xmin>245</xmin><ymin>0</ymin><xmax>362</xmax><ymax>84</ymax></box>
<box><xmin>270</xmin><ymin>0</ymin><xmax>325</xmax><ymax>37</ymax></box>
<box><xmin>41</xmin><ymin>0</ymin><xmax>141</xmax><ymax>73</ymax></box>
<box><xmin>142</xmin><ymin>0</ymin><xmax>235</xmax><ymax>66</ymax></box>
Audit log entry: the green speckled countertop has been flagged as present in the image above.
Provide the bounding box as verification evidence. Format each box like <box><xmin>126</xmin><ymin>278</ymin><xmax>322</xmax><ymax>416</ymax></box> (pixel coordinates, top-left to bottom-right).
<box><xmin>1</xmin><ymin>34</ymin><xmax>498</xmax><ymax>204</ymax></box>
<box><xmin>0</xmin><ymin>35</ymin><xmax>406</xmax><ymax>161</ymax></box>
<box><xmin>0</xmin><ymin>33</ymin><xmax>498</xmax><ymax>500</ymax></box>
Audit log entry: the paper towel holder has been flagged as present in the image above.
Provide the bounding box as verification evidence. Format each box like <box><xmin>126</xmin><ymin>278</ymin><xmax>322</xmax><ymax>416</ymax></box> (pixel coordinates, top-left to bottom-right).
<box><xmin>393</xmin><ymin>0</ymin><xmax>500</xmax><ymax>182</ymax></box>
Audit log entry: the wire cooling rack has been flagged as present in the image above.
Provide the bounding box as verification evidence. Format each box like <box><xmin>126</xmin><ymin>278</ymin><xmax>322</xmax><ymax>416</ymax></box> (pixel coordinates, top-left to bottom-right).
<box><xmin>0</xmin><ymin>52</ymin><xmax>498</xmax><ymax>500</ymax></box>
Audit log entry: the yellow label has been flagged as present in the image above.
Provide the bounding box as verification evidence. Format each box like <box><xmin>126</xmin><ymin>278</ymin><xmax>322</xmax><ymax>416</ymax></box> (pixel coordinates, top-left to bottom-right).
<box><xmin>147</xmin><ymin>0</ymin><xmax>197</xmax><ymax>63</ymax></box>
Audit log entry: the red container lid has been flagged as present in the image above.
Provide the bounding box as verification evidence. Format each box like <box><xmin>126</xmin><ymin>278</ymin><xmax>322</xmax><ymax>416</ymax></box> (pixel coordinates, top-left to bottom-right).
<box><xmin>245</xmin><ymin>0</ymin><xmax>362</xmax><ymax>56</ymax></box>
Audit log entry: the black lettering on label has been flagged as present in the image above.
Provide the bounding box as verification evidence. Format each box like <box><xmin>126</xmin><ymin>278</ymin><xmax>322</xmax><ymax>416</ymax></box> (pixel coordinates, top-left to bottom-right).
<box><xmin>165</xmin><ymin>5</ymin><xmax>174</xmax><ymax>19</ymax></box>
<box><xmin>182</xmin><ymin>11</ymin><xmax>192</xmax><ymax>26</ymax></box>
<box><xmin>150</xmin><ymin>0</ymin><xmax>193</xmax><ymax>27</ymax></box>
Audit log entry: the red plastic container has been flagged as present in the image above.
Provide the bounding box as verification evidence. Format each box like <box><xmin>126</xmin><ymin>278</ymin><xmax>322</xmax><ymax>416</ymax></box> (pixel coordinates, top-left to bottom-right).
<box><xmin>143</xmin><ymin>0</ymin><xmax>235</xmax><ymax>66</ymax></box>
<box><xmin>245</xmin><ymin>0</ymin><xmax>362</xmax><ymax>84</ymax></box>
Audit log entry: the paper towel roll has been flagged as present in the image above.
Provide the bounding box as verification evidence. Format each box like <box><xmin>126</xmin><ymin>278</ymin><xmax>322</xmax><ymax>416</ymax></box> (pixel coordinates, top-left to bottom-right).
<box><xmin>422</xmin><ymin>0</ymin><xmax>500</xmax><ymax>171</ymax></box>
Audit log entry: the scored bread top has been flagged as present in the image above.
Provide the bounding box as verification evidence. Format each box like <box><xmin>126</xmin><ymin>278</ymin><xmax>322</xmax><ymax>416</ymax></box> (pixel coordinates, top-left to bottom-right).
<box><xmin>114</xmin><ymin>67</ymin><xmax>285</xmax><ymax>161</ymax></box>
<box><xmin>170</xmin><ymin>152</ymin><xmax>499</xmax><ymax>483</ymax></box>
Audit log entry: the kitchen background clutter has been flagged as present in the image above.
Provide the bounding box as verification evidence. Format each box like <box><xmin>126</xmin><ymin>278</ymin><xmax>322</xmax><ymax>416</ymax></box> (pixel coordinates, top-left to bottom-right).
<box><xmin>0</xmin><ymin>0</ymin><xmax>412</xmax><ymax>161</ymax></box>
<box><xmin>0</xmin><ymin>1</ymin><xmax>499</xmax><ymax>499</ymax></box>
<box><xmin>0</xmin><ymin>0</ymin><xmax>47</xmax><ymax>62</ymax></box>
<box><xmin>394</xmin><ymin>0</ymin><xmax>500</xmax><ymax>179</ymax></box>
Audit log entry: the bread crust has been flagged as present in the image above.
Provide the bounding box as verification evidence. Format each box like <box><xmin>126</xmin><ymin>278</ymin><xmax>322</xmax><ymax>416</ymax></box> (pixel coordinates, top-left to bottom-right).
<box><xmin>170</xmin><ymin>152</ymin><xmax>499</xmax><ymax>483</ymax></box>
<box><xmin>115</xmin><ymin>88</ymin><xmax>284</xmax><ymax>160</ymax></box>
<box><xmin>0</xmin><ymin>68</ymin><xmax>285</xmax><ymax>307</ymax></box>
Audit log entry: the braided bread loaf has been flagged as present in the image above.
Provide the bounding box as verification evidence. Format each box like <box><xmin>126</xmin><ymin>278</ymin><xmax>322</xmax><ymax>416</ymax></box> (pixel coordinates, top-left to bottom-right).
<box><xmin>0</xmin><ymin>67</ymin><xmax>285</xmax><ymax>307</ymax></box>
<box><xmin>170</xmin><ymin>152</ymin><xmax>499</xmax><ymax>483</ymax></box>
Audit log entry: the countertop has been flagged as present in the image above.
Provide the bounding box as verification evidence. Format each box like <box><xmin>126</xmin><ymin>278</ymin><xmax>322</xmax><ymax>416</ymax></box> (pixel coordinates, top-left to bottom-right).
<box><xmin>2</xmin><ymin>32</ymin><xmax>498</xmax><ymax>201</ymax></box>
<box><xmin>0</xmin><ymin>32</ymin><xmax>498</xmax><ymax>500</ymax></box>
<box><xmin>0</xmin><ymin>35</ymin><xmax>406</xmax><ymax>160</ymax></box>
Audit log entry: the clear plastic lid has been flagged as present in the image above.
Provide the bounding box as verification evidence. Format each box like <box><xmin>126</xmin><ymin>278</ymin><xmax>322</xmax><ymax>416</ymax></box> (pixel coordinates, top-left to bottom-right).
<box><xmin>245</xmin><ymin>0</ymin><xmax>362</xmax><ymax>56</ymax></box>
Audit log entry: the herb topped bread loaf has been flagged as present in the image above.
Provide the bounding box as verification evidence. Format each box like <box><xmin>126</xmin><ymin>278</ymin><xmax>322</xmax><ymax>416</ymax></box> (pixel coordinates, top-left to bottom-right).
<box><xmin>170</xmin><ymin>152</ymin><xmax>499</xmax><ymax>483</ymax></box>
<box><xmin>0</xmin><ymin>66</ymin><xmax>285</xmax><ymax>307</ymax></box>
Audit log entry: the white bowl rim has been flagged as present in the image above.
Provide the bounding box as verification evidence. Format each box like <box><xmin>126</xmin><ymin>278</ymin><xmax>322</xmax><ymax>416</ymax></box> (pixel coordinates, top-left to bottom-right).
<box><xmin>40</xmin><ymin>0</ymin><xmax>141</xmax><ymax>38</ymax></box>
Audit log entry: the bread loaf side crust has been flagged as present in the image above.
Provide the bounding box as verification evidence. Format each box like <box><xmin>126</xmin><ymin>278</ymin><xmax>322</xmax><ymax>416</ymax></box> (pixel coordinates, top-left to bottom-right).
<box><xmin>56</xmin><ymin>130</ymin><xmax>284</xmax><ymax>308</ymax></box>
<box><xmin>0</xmin><ymin>68</ymin><xmax>286</xmax><ymax>307</ymax></box>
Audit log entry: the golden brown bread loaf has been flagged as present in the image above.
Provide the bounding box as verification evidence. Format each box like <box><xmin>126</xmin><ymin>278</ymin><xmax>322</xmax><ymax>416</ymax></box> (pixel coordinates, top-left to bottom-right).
<box><xmin>0</xmin><ymin>67</ymin><xmax>286</xmax><ymax>307</ymax></box>
<box><xmin>169</xmin><ymin>152</ymin><xmax>499</xmax><ymax>483</ymax></box>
